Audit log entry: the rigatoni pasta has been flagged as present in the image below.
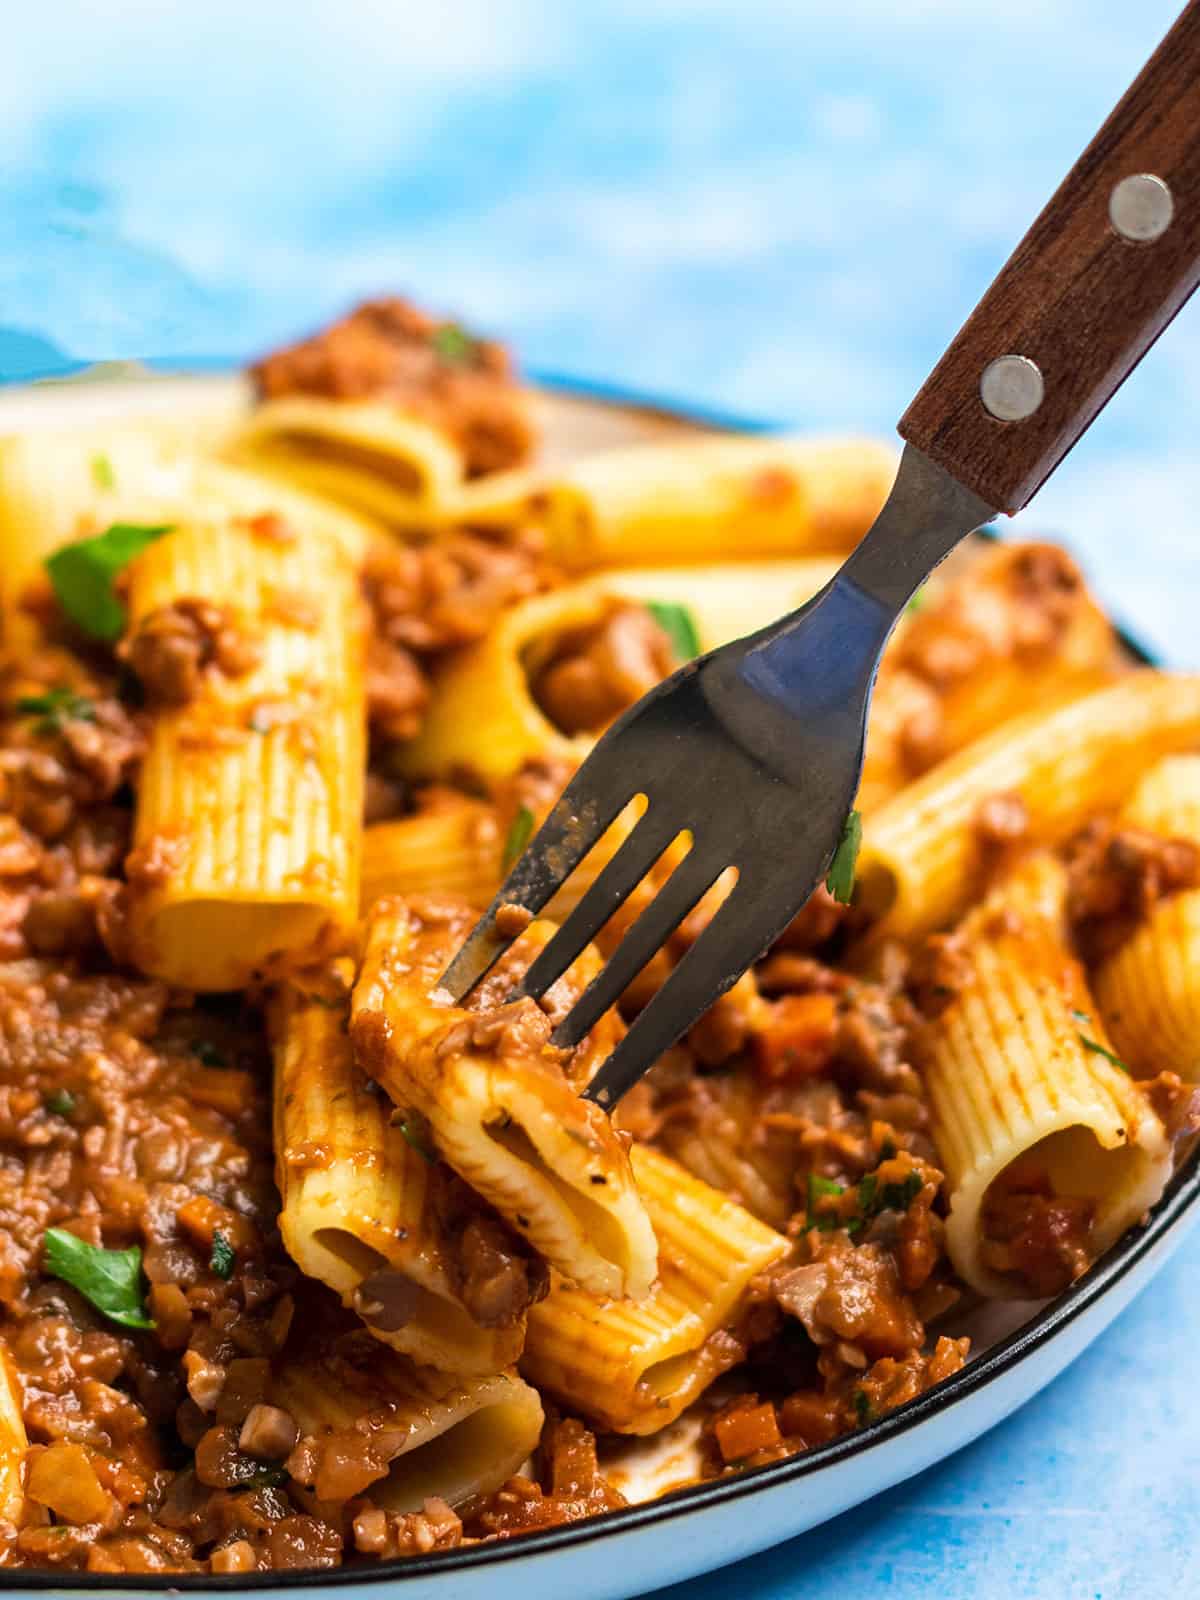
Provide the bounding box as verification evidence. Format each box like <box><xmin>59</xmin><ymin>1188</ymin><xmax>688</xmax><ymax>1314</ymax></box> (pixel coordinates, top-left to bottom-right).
<box><xmin>270</xmin><ymin>1314</ymin><xmax>543</xmax><ymax>1511</ymax></box>
<box><xmin>226</xmin><ymin>397</ymin><xmax>466</xmax><ymax>530</ymax></box>
<box><xmin>272</xmin><ymin>986</ymin><xmax>526</xmax><ymax>1375</ymax></box>
<box><xmin>857</xmin><ymin>671</ymin><xmax>1200</xmax><ymax>940</ymax></box>
<box><xmin>454</xmin><ymin>434</ymin><xmax>897</xmax><ymax>568</ymax></box>
<box><xmin>1091</xmin><ymin>755</ymin><xmax>1200</xmax><ymax>1078</ymax></box>
<box><xmin>122</xmin><ymin>513</ymin><xmax>366</xmax><ymax>989</ymax></box>
<box><xmin>920</xmin><ymin>856</ymin><xmax>1172</xmax><ymax>1299</ymax></box>
<box><xmin>522</xmin><ymin>1146</ymin><xmax>789</xmax><ymax>1433</ymax></box>
<box><xmin>351</xmin><ymin>896</ymin><xmax>658</xmax><ymax>1301</ymax></box>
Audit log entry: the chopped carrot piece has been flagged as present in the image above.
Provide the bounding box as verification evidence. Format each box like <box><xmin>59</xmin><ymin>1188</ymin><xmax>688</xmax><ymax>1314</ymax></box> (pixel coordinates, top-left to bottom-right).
<box><xmin>713</xmin><ymin>1402</ymin><xmax>782</xmax><ymax>1464</ymax></box>
<box><xmin>186</xmin><ymin>1066</ymin><xmax>256</xmax><ymax>1119</ymax></box>
<box><xmin>176</xmin><ymin>1194</ymin><xmax>257</xmax><ymax>1253</ymax></box>
<box><xmin>753</xmin><ymin>993</ymin><xmax>838</xmax><ymax>1080</ymax></box>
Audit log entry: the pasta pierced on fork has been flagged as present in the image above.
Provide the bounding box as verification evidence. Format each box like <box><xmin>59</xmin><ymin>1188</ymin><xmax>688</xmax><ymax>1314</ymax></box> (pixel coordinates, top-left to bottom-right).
<box><xmin>351</xmin><ymin>896</ymin><xmax>658</xmax><ymax>1301</ymax></box>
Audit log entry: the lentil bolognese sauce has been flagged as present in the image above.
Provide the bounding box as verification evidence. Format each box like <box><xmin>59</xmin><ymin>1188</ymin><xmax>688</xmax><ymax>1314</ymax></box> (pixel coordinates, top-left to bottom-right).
<box><xmin>0</xmin><ymin>301</ymin><xmax>1197</xmax><ymax>1576</ymax></box>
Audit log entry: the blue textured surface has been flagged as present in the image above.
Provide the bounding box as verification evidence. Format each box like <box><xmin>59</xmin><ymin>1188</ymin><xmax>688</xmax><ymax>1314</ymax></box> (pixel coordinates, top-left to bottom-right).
<box><xmin>2</xmin><ymin>4</ymin><xmax>1198</xmax><ymax>1594</ymax></box>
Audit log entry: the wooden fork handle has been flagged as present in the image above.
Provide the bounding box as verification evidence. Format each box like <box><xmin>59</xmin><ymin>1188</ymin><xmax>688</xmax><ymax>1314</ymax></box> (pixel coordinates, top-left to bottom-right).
<box><xmin>899</xmin><ymin>0</ymin><xmax>1200</xmax><ymax>513</ymax></box>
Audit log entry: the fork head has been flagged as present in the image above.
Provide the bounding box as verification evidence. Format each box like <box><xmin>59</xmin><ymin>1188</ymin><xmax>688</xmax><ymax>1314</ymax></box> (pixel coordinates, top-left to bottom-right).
<box><xmin>438</xmin><ymin>445</ymin><xmax>994</xmax><ymax>1108</ymax></box>
<box><xmin>436</xmin><ymin>571</ymin><xmax>887</xmax><ymax>1105</ymax></box>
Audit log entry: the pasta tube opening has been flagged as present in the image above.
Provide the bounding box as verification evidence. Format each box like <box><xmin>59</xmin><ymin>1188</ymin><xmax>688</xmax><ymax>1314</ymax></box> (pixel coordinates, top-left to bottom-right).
<box><xmin>922</xmin><ymin>855</ymin><xmax>1172</xmax><ymax>1300</ymax></box>
<box><xmin>227</xmin><ymin>398</ymin><xmax>464</xmax><ymax>528</ymax></box>
<box><xmin>271</xmin><ymin>1323</ymin><xmax>543</xmax><ymax>1513</ymax></box>
<box><xmin>376</xmin><ymin>1384</ymin><xmax>543</xmax><ymax>1513</ymax></box>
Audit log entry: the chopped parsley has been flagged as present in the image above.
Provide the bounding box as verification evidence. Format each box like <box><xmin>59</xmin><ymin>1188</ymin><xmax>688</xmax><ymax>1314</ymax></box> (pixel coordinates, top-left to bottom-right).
<box><xmin>431</xmin><ymin>323</ymin><xmax>479</xmax><ymax>365</ymax></box>
<box><xmin>811</xmin><ymin>1165</ymin><xmax>924</xmax><ymax>1238</ymax></box>
<box><xmin>190</xmin><ymin>1039</ymin><xmax>227</xmax><ymax>1068</ymax></box>
<box><xmin>44</xmin><ymin>1089</ymin><xmax>76</xmax><ymax>1117</ymax></box>
<box><xmin>392</xmin><ymin>1111</ymin><xmax>436</xmax><ymax>1163</ymax></box>
<box><xmin>805</xmin><ymin>1173</ymin><xmax>845</xmax><ymax>1232</ymax></box>
<box><xmin>91</xmin><ymin>453</ymin><xmax>115</xmax><ymax>491</ymax></box>
<box><xmin>904</xmin><ymin>587</ymin><xmax>926</xmax><ymax>616</ymax></box>
<box><xmin>1071</xmin><ymin>1009</ymin><xmax>1092</xmax><ymax>1025</ymax></box>
<box><xmin>825</xmin><ymin>808</ymin><xmax>862</xmax><ymax>906</ymax></box>
<box><xmin>42</xmin><ymin>1228</ymin><xmax>154</xmax><ymax>1330</ymax></box>
<box><xmin>645</xmin><ymin>600</ymin><xmax>701</xmax><ymax>663</ymax></box>
<box><xmin>852</xmin><ymin>1389</ymin><xmax>874</xmax><ymax>1425</ymax></box>
<box><xmin>210</xmin><ymin>1230</ymin><xmax>236</xmax><ymax>1280</ymax></box>
<box><xmin>45</xmin><ymin>522</ymin><xmax>173</xmax><ymax>642</ymax></box>
<box><xmin>15</xmin><ymin>688</ymin><xmax>96</xmax><ymax>735</ymax></box>
<box><xmin>877</xmin><ymin>1171</ymin><xmax>924</xmax><ymax>1214</ymax></box>
<box><xmin>1078</xmin><ymin>1034</ymin><xmax>1130</xmax><ymax>1074</ymax></box>
<box><xmin>502</xmin><ymin>804</ymin><xmax>535</xmax><ymax>873</ymax></box>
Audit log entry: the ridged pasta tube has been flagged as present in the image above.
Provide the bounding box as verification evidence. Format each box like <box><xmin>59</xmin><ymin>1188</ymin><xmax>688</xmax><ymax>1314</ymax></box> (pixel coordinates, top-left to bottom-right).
<box><xmin>270</xmin><ymin>1319</ymin><xmax>542</xmax><ymax>1511</ymax></box>
<box><xmin>1093</xmin><ymin>755</ymin><xmax>1200</xmax><ymax>1076</ymax></box>
<box><xmin>125</xmin><ymin>515</ymin><xmax>366</xmax><ymax>989</ymax></box>
<box><xmin>521</xmin><ymin>1146</ymin><xmax>790</xmax><ymax>1434</ymax></box>
<box><xmin>272</xmin><ymin>987</ymin><xmax>525</xmax><ymax>1375</ymax></box>
<box><xmin>362</xmin><ymin>797</ymin><xmax>504</xmax><ymax>915</ymax></box>
<box><xmin>351</xmin><ymin>896</ymin><xmax>658</xmax><ymax>1301</ymax></box>
<box><xmin>454</xmin><ymin>434</ymin><xmax>898</xmax><ymax>569</ymax></box>
<box><xmin>858</xmin><ymin>672</ymin><xmax>1200</xmax><ymax>941</ymax></box>
<box><xmin>923</xmin><ymin>856</ymin><xmax>1171</xmax><ymax>1299</ymax></box>
<box><xmin>225</xmin><ymin>397</ymin><xmax>465</xmax><ymax>529</ymax></box>
<box><xmin>399</xmin><ymin>563</ymin><xmax>838</xmax><ymax>782</ymax></box>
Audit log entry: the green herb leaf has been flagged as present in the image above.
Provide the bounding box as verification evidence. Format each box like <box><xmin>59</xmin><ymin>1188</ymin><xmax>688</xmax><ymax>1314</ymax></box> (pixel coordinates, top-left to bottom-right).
<box><xmin>645</xmin><ymin>601</ymin><xmax>701</xmax><ymax>663</ymax></box>
<box><xmin>1071</xmin><ymin>1009</ymin><xmax>1092</xmax><ymax>1025</ymax></box>
<box><xmin>244</xmin><ymin>1464</ymin><xmax>289</xmax><ymax>1489</ymax></box>
<box><xmin>91</xmin><ymin>453</ymin><xmax>115</xmax><ymax>491</ymax></box>
<box><xmin>190</xmin><ymin>1039</ymin><xmax>227</xmax><ymax>1068</ymax></box>
<box><xmin>44</xmin><ymin>1089</ymin><xmax>76</xmax><ymax>1117</ymax></box>
<box><xmin>210</xmin><ymin>1230</ymin><xmax>236</xmax><ymax>1280</ymax></box>
<box><xmin>852</xmin><ymin>1389</ymin><xmax>874</xmax><ymax>1425</ymax></box>
<box><xmin>392</xmin><ymin>1112</ymin><xmax>436</xmax><ymax>1163</ymax></box>
<box><xmin>15</xmin><ymin>688</ymin><xmax>97</xmax><ymax>735</ymax></box>
<box><xmin>1078</xmin><ymin>1034</ymin><xmax>1130</xmax><ymax>1074</ymax></box>
<box><xmin>825</xmin><ymin>809</ymin><xmax>863</xmax><ymax>906</ymax></box>
<box><xmin>431</xmin><ymin>323</ymin><xmax>479</xmax><ymax>365</ymax></box>
<box><xmin>805</xmin><ymin>1173</ymin><xmax>845</xmax><ymax>1232</ymax></box>
<box><xmin>502</xmin><ymin>804</ymin><xmax>535</xmax><ymax>873</ymax></box>
<box><xmin>878</xmin><ymin>1171</ymin><xmax>924</xmax><ymax>1213</ymax></box>
<box><xmin>42</xmin><ymin>1228</ymin><xmax>155</xmax><ymax>1330</ymax></box>
<box><xmin>904</xmin><ymin>587</ymin><xmax>926</xmax><ymax>616</ymax></box>
<box><xmin>45</xmin><ymin>523</ymin><xmax>173</xmax><ymax>643</ymax></box>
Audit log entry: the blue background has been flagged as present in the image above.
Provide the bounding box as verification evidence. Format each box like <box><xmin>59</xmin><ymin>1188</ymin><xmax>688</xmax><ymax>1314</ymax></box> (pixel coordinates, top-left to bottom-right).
<box><xmin>2</xmin><ymin>2</ymin><xmax>1197</xmax><ymax>1593</ymax></box>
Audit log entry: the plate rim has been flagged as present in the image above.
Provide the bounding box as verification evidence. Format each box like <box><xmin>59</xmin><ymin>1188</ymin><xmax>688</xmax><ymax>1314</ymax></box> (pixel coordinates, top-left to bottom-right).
<box><xmin>0</xmin><ymin>361</ymin><xmax>1190</xmax><ymax>1591</ymax></box>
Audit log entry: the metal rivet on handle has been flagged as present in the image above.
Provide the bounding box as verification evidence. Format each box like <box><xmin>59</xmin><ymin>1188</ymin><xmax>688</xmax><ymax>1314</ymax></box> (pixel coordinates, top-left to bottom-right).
<box><xmin>980</xmin><ymin>354</ymin><xmax>1044</xmax><ymax>422</ymax></box>
<box><xmin>1109</xmin><ymin>173</ymin><xmax>1174</xmax><ymax>242</ymax></box>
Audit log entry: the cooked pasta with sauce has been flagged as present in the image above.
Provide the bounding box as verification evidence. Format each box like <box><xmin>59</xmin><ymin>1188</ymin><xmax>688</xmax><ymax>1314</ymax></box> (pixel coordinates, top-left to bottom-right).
<box><xmin>0</xmin><ymin>297</ymin><xmax>1195</xmax><ymax>1577</ymax></box>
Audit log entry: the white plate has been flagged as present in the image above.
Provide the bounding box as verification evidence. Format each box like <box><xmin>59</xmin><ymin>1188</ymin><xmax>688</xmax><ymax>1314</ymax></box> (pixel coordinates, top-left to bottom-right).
<box><xmin>0</xmin><ymin>364</ymin><xmax>1194</xmax><ymax>1599</ymax></box>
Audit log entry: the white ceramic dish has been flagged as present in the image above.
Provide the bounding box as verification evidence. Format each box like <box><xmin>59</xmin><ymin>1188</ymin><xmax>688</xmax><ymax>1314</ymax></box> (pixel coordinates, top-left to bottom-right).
<box><xmin>0</xmin><ymin>365</ymin><xmax>1195</xmax><ymax>1600</ymax></box>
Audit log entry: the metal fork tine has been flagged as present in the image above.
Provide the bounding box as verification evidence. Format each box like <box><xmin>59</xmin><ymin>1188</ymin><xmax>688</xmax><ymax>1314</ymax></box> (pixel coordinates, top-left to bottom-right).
<box><xmin>511</xmin><ymin>807</ymin><xmax>686</xmax><ymax>1004</ymax></box>
<box><xmin>438</xmin><ymin>769</ymin><xmax>638</xmax><ymax>1003</ymax></box>
<box><xmin>550</xmin><ymin>846</ymin><xmax>728</xmax><ymax>1050</ymax></box>
<box><xmin>582</xmin><ymin>877</ymin><xmax>777</xmax><ymax>1107</ymax></box>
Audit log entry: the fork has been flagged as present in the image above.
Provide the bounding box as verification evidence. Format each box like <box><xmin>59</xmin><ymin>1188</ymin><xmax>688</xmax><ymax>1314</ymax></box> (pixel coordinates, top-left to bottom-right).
<box><xmin>440</xmin><ymin>0</ymin><xmax>1200</xmax><ymax>1109</ymax></box>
